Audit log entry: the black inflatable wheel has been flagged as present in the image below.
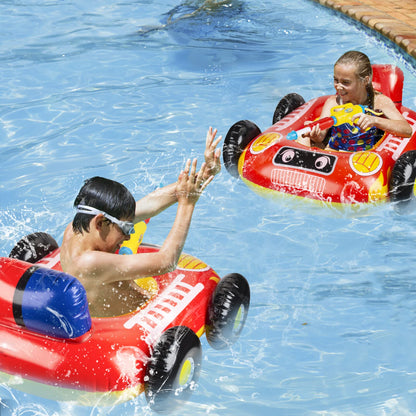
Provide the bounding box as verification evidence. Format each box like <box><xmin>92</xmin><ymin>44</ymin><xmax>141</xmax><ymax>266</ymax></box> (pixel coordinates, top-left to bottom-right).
<box><xmin>9</xmin><ymin>232</ymin><xmax>59</xmax><ymax>263</ymax></box>
<box><xmin>206</xmin><ymin>273</ymin><xmax>250</xmax><ymax>350</ymax></box>
<box><xmin>389</xmin><ymin>150</ymin><xmax>416</xmax><ymax>212</ymax></box>
<box><xmin>223</xmin><ymin>120</ymin><xmax>261</xmax><ymax>178</ymax></box>
<box><xmin>272</xmin><ymin>93</ymin><xmax>305</xmax><ymax>125</ymax></box>
<box><xmin>145</xmin><ymin>326</ymin><xmax>202</xmax><ymax>413</ymax></box>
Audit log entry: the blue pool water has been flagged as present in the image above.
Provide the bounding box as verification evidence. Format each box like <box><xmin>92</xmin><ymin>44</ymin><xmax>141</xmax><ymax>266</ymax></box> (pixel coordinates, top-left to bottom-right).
<box><xmin>1</xmin><ymin>0</ymin><xmax>416</xmax><ymax>415</ymax></box>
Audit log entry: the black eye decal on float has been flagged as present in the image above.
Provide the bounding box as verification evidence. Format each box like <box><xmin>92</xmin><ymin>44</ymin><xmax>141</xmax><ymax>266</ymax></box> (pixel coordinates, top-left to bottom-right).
<box><xmin>273</xmin><ymin>146</ymin><xmax>337</xmax><ymax>175</ymax></box>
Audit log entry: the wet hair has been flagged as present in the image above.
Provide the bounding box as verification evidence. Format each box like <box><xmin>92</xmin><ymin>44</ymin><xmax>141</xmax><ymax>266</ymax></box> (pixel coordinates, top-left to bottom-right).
<box><xmin>335</xmin><ymin>50</ymin><xmax>375</xmax><ymax>107</ymax></box>
<box><xmin>72</xmin><ymin>176</ymin><xmax>136</xmax><ymax>234</ymax></box>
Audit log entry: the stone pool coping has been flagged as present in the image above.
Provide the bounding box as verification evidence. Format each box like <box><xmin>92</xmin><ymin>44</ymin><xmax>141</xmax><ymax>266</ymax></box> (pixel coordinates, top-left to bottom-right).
<box><xmin>310</xmin><ymin>0</ymin><xmax>416</xmax><ymax>60</ymax></box>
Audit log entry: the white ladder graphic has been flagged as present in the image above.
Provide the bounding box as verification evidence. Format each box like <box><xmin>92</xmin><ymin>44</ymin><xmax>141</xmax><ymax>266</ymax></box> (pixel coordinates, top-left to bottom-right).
<box><xmin>124</xmin><ymin>273</ymin><xmax>204</xmax><ymax>345</ymax></box>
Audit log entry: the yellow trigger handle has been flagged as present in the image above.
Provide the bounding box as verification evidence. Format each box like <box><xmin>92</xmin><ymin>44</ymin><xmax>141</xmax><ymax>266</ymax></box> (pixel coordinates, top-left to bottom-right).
<box><xmin>119</xmin><ymin>220</ymin><xmax>148</xmax><ymax>255</ymax></box>
<box><xmin>330</xmin><ymin>103</ymin><xmax>366</xmax><ymax>126</ymax></box>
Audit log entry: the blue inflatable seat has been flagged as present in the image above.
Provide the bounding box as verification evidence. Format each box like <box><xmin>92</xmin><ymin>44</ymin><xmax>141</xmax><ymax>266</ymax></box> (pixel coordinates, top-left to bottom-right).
<box><xmin>13</xmin><ymin>265</ymin><xmax>92</xmax><ymax>339</ymax></box>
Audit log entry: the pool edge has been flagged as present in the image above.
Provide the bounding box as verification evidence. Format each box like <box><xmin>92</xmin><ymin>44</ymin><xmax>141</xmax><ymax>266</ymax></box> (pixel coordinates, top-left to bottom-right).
<box><xmin>310</xmin><ymin>0</ymin><xmax>416</xmax><ymax>62</ymax></box>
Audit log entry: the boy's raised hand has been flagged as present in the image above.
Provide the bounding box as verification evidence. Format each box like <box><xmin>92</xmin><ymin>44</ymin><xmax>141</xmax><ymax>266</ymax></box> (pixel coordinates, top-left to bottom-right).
<box><xmin>177</xmin><ymin>159</ymin><xmax>214</xmax><ymax>204</ymax></box>
<box><xmin>204</xmin><ymin>127</ymin><xmax>222</xmax><ymax>179</ymax></box>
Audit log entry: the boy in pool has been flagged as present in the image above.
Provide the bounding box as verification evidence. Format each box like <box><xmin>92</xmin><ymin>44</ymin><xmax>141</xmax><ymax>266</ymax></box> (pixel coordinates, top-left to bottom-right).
<box><xmin>60</xmin><ymin>127</ymin><xmax>221</xmax><ymax>317</ymax></box>
<box><xmin>301</xmin><ymin>50</ymin><xmax>412</xmax><ymax>150</ymax></box>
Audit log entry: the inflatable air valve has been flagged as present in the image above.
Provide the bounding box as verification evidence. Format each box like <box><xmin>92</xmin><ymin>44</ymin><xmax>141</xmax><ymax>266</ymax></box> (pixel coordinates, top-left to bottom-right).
<box><xmin>119</xmin><ymin>220</ymin><xmax>149</xmax><ymax>255</ymax></box>
<box><xmin>287</xmin><ymin>103</ymin><xmax>367</xmax><ymax>140</ymax></box>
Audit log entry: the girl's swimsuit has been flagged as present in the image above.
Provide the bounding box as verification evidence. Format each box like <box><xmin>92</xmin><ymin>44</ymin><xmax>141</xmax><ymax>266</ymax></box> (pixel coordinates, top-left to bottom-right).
<box><xmin>328</xmin><ymin>124</ymin><xmax>384</xmax><ymax>151</ymax></box>
<box><xmin>327</xmin><ymin>108</ymin><xmax>384</xmax><ymax>152</ymax></box>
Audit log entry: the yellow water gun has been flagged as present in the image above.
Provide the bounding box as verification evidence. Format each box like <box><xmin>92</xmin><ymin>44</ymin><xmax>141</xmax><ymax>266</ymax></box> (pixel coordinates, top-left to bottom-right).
<box><xmin>287</xmin><ymin>103</ymin><xmax>372</xmax><ymax>140</ymax></box>
<box><xmin>119</xmin><ymin>219</ymin><xmax>149</xmax><ymax>255</ymax></box>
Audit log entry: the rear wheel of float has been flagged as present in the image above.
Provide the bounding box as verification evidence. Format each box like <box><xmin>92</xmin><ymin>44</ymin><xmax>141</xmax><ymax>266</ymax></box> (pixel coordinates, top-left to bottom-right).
<box><xmin>206</xmin><ymin>273</ymin><xmax>250</xmax><ymax>350</ymax></box>
<box><xmin>389</xmin><ymin>150</ymin><xmax>416</xmax><ymax>213</ymax></box>
<box><xmin>9</xmin><ymin>232</ymin><xmax>59</xmax><ymax>263</ymax></box>
<box><xmin>145</xmin><ymin>326</ymin><xmax>202</xmax><ymax>413</ymax></box>
<box><xmin>223</xmin><ymin>120</ymin><xmax>261</xmax><ymax>178</ymax></box>
<box><xmin>272</xmin><ymin>92</ymin><xmax>305</xmax><ymax>125</ymax></box>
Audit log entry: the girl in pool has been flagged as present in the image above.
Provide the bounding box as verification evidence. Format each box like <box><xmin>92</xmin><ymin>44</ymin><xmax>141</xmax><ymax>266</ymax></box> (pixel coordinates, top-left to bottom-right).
<box><xmin>302</xmin><ymin>50</ymin><xmax>412</xmax><ymax>150</ymax></box>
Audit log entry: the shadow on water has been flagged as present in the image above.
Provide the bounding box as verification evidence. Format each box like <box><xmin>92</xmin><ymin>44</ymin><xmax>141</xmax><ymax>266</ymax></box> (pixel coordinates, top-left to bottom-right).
<box><xmin>136</xmin><ymin>0</ymin><xmax>281</xmax><ymax>73</ymax></box>
<box><xmin>135</xmin><ymin>0</ymin><xmax>329</xmax><ymax>75</ymax></box>
<box><xmin>138</xmin><ymin>0</ymin><xmax>245</xmax><ymax>35</ymax></box>
<box><xmin>162</xmin><ymin>0</ymin><xmax>245</xmax><ymax>26</ymax></box>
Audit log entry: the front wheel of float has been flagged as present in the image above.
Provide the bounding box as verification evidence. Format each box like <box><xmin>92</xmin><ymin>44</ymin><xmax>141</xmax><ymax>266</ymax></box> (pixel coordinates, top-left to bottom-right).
<box><xmin>272</xmin><ymin>93</ymin><xmax>305</xmax><ymax>125</ymax></box>
<box><xmin>9</xmin><ymin>232</ymin><xmax>59</xmax><ymax>263</ymax></box>
<box><xmin>145</xmin><ymin>326</ymin><xmax>202</xmax><ymax>413</ymax></box>
<box><xmin>223</xmin><ymin>120</ymin><xmax>261</xmax><ymax>178</ymax></box>
<box><xmin>389</xmin><ymin>150</ymin><xmax>416</xmax><ymax>213</ymax></box>
<box><xmin>206</xmin><ymin>273</ymin><xmax>250</xmax><ymax>350</ymax></box>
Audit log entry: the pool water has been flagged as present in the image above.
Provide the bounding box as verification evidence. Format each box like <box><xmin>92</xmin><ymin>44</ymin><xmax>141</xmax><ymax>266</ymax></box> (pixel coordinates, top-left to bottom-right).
<box><xmin>1</xmin><ymin>0</ymin><xmax>416</xmax><ymax>415</ymax></box>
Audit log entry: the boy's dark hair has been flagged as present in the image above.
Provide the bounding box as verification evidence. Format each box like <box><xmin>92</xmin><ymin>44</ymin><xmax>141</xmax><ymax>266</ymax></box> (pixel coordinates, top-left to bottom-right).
<box><xmin>72</xmin><ymin>176</ymin><xmax>136</xmax><ymax>234</ymax></box>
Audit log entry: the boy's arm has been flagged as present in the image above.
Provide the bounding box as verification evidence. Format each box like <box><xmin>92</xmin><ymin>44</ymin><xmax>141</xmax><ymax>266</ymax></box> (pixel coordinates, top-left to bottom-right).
<box><xmin>134</xmin><ymin>182</ymin><xmax>178</xmax><ymax>222</ymax></box>
<box><xmin>81</xmin><ymin>160</ymin><xmax>213</xmax><ymax>283</ymax></box>
<box><xmin>134</xmin><ymin>127</ymin><xmax>222</xmax><ymax>222</ymax></box>
<box><xmin>203</xmin><ymin>126</ymin><xmax>222</xmax><ymax>179</ymax></box>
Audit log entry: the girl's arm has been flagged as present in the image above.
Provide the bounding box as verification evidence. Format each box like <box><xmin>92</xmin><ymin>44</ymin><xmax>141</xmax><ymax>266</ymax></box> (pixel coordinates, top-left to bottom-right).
<box><xmin>353</xmin><ymin>94</ymin><xmax>412</xmax><ymax>138</ymax></box>
<box><xmin>299</xmin><ymin>96</ymin><xmax>337</xmax><ymax>145</ymax></box>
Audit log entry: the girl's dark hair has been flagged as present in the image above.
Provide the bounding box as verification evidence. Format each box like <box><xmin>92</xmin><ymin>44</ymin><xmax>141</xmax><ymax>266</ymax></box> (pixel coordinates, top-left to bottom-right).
<box><xmin>72</xmin><ymin>176</ymin><xmax>136</xmax><ymax>234</ymax></box>
<box><xmin>335</xmin><ymin>50</ymin><xmax>375</xmax><ymax>107</ymax></box>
